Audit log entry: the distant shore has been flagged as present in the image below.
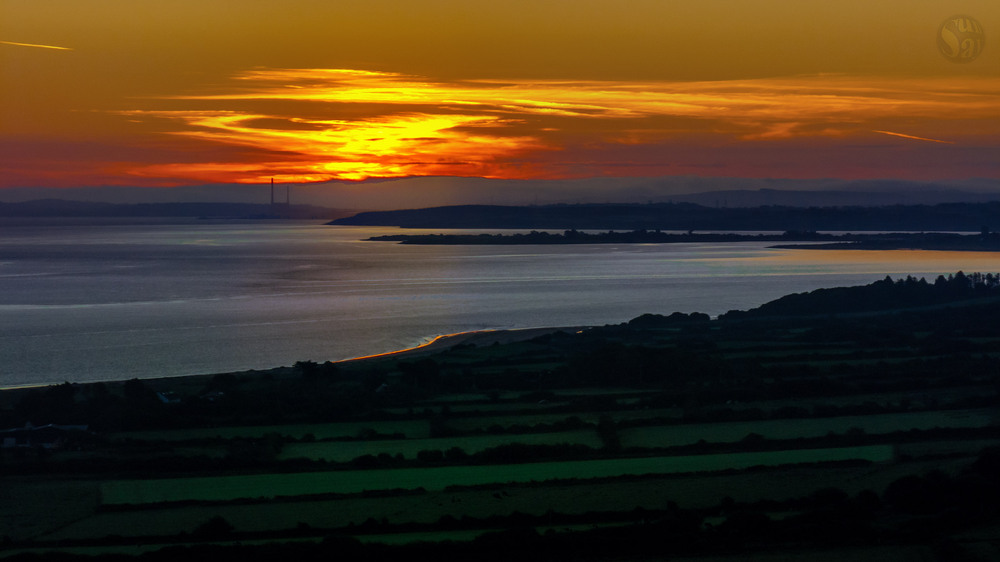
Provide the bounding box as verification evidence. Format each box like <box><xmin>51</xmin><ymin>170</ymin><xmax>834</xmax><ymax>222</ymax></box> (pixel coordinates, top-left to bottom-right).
<box><xmin>367</xmin><ymin>230</ymin><xmax>1000</xmax><ymax>252</ymax></box>
<box><xmin>772</xmin><ymin>241</ymin><xmax>1000</xmax><ymax>252</ymax></box>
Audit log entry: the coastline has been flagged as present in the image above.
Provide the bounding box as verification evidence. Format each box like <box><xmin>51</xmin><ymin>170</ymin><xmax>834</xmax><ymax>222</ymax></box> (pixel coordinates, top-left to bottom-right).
<box><xmin>336</xmin><ymin>326</ymin><xmax>586</xmax><ymax>365</ymax></box>
<box><xmin>0</xmin><ymin>326</ymin><xmax>585</xmax><ymax>394</ymax></box>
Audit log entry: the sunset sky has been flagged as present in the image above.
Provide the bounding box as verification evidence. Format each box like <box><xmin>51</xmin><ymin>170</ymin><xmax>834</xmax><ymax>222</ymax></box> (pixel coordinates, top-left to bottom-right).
<box><xmin>1</xmin><ymin>0</ymin><xmax>997</xmax><ymax>197</ymax></box>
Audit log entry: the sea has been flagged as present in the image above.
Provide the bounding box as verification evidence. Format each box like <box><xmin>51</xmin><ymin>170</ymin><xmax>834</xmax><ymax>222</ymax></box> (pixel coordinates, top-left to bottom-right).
<box><xmin>2</xmin><ymin>219</ymin><xmax>998</xmax><ymax>388</ymax></box>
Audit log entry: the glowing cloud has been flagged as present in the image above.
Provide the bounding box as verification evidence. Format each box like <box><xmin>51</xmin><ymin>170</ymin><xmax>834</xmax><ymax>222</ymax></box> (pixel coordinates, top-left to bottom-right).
<box><xmin>118</xmin><ymin>69</ymin><xmax>1000</xmax><ymax>183</ymax></box>
<box><xmin>121</xmin><ymin>109</ymin><xmax>545</xmax><ymax>182</ymax></box>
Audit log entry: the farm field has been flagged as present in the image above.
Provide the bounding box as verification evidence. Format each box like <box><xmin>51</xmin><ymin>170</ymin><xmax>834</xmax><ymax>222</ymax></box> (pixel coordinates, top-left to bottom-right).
<box><xmin>277</xmin><ymin>429</ymin><xmax>605</xmax><ymax>462</ymax></box>
<box><xmin>110</xmin><ymin>419</ymin><xmax>436</xmax><ymax>442</ymax></box>
<box><xmin>100</xmin><ymin>445</ymin><xmax>895</xmax><ymax>505</ymax></box>
<box><xmin>38</xmin><ymin>455</ymin><xmax>969</xmax><ymax>544</ymax></box>
<box><xmin>109</xmin><ymin>402</ymin><xmax>993</xmax><ymax>445</ymax></box>
<box><xmin>269</xmin><ymin>409</ymin><xmax>993</xmax><ymax>463</ymax></box>
<box><xmin>618</xmin><ymin>409</ymin><xmax>994</xmax><ymax>448</ymax></box>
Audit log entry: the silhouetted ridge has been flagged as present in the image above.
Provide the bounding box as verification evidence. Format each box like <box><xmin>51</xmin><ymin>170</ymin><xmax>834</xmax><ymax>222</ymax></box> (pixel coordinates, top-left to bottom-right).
<box><xmin>330</xmin><ymin>202</ymin><xmax>1000</xmax><ymax>231</ymax></box>
<box><xmin>336</xmin><ymin>204</ymin><xmax>712</xmax><ymax>229</ymax></box>
<box><xmin>720</xmin><ymin>272</ymin><xmax>1000</xmax><ymax>319</ymax></box>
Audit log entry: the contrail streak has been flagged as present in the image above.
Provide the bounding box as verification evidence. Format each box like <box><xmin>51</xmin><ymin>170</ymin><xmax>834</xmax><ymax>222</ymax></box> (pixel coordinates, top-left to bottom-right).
<box><xmin>872</xmin><ymin>130</ymin><xmax>954</xmax><ymax>144</ymax></box>
<box><xmin>0</xmin><ymin>40</ymin><xmax>73</xmax><ymax>51</ymax></box>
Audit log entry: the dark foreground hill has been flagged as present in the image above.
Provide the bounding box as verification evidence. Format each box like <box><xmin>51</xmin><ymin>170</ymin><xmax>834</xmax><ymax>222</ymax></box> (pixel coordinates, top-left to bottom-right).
<box><xmin>330</xmin><ymin>201</ymin><xmax>1000</xmax><ymax>231</ymax></box>
<box><xmin>4</xmin><ymin>273</ymin><xmax>1000</xmax><ymax>561</ymax></box>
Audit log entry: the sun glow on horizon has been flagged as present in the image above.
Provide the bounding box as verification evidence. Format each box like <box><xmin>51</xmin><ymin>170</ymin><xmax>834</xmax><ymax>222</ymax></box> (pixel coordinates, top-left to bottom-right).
<box><xmin>112</xmin><ymin>69</ymin><xmax>1000</xmax><ymax>184</ymax></box>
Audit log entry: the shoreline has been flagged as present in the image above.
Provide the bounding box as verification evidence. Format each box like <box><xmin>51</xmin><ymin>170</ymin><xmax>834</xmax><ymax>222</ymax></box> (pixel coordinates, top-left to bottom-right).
<box><xmin>335</xmin><ymin>326</ymin><xmax>586</xmax><ymax>365</ymax></box>
<box><xmin>0</xmin><ymin>326</ymin><xmax>585</xmax><ymax>393</ymax></box>
<box><xmin>367</xmin><ymin>231</ymin><xmax>1000</xmax><ymax>252</ymax></box>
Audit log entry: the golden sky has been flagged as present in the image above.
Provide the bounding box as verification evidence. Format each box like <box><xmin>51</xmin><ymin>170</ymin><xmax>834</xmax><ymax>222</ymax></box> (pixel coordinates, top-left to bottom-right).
<box><xmin>1</xmin><ymin>0</ymin><xmax>997</xmax><ymax>188</ymax></box>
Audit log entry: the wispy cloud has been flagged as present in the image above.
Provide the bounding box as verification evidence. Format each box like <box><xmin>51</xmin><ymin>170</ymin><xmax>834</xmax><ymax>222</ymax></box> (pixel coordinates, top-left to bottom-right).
<box><xmin>118</xmin><ymin>69</ymin><xmax>1000</xmax><ymax>183</ymax></box>
<box><xmin>0</xmin><ymin>40</ymin><xmax>72</xmax><ymax>51</ymax></box>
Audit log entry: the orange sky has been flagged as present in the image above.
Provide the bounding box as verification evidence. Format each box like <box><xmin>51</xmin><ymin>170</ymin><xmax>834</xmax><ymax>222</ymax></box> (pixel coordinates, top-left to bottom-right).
<box><xmin>1</xmin><ymin>1</ymin><xmax>997</xmax><ymax>190</ymax></box>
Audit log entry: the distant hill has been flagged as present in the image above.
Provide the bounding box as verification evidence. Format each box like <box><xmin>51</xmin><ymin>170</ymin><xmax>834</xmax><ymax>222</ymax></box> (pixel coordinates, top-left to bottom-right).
<box><xmin>330</xmin><ymin>202</ymin><xmax>1000</xmax><ymax>232</ymax></box>
<box><xmin>0</xmin><ymin>200</ymin><xmax>353</xmax><ymax>220</ymax></box>
<box><xmin>666</xmin><ymin>187</ymin><xmax>1000</xmax><ymax>208</ymax></box>
<box><xmin>13</xmin><ymin>177</ymin><xmax>1000</xmax><ymax>209</ymax></box>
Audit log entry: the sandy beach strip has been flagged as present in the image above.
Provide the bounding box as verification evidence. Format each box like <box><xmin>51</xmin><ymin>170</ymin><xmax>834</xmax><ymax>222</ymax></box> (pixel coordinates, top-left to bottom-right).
<box><xmin>337</xmin><ymin>326</ymin><xmax>587</xmax><ymax>365</ymax></box>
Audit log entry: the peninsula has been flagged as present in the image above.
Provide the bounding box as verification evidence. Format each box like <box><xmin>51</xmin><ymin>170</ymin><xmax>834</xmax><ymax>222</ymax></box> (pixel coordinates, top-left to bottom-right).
<box><xmin>367</xmin><ymin>229</ymin><xmax>1000</xmax><ymax>252</ymax></box>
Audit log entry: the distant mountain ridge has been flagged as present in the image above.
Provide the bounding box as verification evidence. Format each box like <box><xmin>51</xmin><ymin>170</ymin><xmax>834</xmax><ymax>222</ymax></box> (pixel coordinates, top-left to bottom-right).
<box><xmin>330</xmin><ymin>201</ymin><xmax>1000</xmax><ymax>232</ymax></box>
<box><xmin>3</xmin><ymin>177</ymin><xmax>997</xmax><ymax>210</ymax></box>
<box><xmin>666</xmin><ymin>188</ymin><xmax>1000</xmax><ymax>208</ymax></box>
<box><xmin>0</xmin><ymin>200</ymin><xmax>352</xmax><ymax>219</ymax></box>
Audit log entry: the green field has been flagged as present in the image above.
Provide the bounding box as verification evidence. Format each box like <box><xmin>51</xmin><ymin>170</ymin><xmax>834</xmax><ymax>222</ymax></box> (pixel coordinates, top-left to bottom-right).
<box><xmin>443</xmin><ymin>408</ymin><xmax>684</xmax><ymax>432</ymax></box>
<box><xmin>278</xmin><ymin>429</ymin><xmax>604</xmax><ymax>462</ymax></box>
<box><xmin>41</xmin><ymin>455</ymin><xmax>966</xmax><ymax>545</ymax></box>
<box><xmin>101</xmin><ymin>445</ymin><xmax>894</xmax><ymax>505</ymax></box>
<box><xmin>382</xmin><ymin>400</ymin><xmax>575</xmax><ymax>415</ymax></box>
<box><xmin>270</xmin><ymin>409</ymin><xmax>992</xmax><ymax>462</ymax></box>
<box><xmin>110</xmin><ymin>419</ymin><xmax>433</xmax><ymax>442</ymax></box>
<box><xmin>619</xmin><ymin>409</ymin><xmax>995</xmax><ymax>448</ymax></box>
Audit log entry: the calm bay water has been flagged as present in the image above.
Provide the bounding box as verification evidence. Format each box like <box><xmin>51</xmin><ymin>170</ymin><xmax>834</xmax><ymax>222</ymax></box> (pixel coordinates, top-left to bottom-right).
<box><xmin>2</xmin><ymin>219</ymin><xmax>998</xmax><ymax>388</ymax></box>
